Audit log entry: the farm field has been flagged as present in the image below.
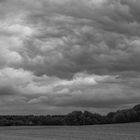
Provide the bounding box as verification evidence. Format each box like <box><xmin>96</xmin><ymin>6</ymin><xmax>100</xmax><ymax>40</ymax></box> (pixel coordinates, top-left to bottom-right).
<box><xmin>0</xmin><ymin>123</ymin><xmax>140</xmax><ymax>140</ymax></box>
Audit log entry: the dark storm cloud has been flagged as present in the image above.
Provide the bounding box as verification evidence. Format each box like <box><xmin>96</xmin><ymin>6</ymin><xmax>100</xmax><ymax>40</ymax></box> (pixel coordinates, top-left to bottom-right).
<box><xmin>8</xmin><ymin>0</ymin><xmax>139</xmax><ymax>78</ymax></box>
<box><xmin>0</xmin><ymin>0</ymin><xmax>140</xmax><ymax>114</ymax></box>
<box><xmin>0</xmin><ymin>86</ymin><xmax>17</xmax><ymax>96</ymax></box>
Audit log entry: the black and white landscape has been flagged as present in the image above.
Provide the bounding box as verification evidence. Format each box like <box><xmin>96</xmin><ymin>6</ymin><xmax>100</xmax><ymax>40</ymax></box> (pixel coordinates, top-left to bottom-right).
<box><xmin>0</xmin><ymin>0</ymin><xmax>140</xmax><ymax>139</ymax></box>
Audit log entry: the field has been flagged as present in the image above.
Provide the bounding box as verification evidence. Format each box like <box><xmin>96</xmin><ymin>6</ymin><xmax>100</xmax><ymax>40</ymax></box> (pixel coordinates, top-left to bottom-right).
<box><xmin>0</xmin><ymin>123</ymin><xmax>140</xmax><ymax>140</ymax></box>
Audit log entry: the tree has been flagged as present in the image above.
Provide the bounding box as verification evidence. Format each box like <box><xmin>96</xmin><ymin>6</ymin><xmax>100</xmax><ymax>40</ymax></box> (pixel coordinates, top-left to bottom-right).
<box><xmin>65</xmin><ymin>111</ymin><xmax>83</xmax><ymax>125</ymax></box>
<box><xmin>112</xmin><ymin>112</ymin><xmax>127</xmax><ymax>123</ymax></box>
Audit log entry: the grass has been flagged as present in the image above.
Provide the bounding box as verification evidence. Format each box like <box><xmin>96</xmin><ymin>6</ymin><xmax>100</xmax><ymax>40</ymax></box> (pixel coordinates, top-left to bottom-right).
<box><xmin>0</xmin><ymin>123</ymin><xmax>140</xmax><ymax>140</ymax></box>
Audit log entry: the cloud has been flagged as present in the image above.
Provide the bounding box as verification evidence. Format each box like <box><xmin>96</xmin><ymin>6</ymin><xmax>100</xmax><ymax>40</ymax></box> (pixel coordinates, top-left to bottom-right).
<box><xmin>1</xmin><ymin>0</ymin><xmax>140</xmax><ymax>78</ymax></box>
<box><xmin>26</xmin><ymin>72</ymin><xmax>140</xmax><ymax>109</ymax></box>
<box><xmin>0</xmin><ymin>67</ymin><xmax>140</xmax><ymax>114</ymax></box>
<box><xmin>0</xmin><ymin>0</ymin><xmax>140</xmax><ymax>114</ymax></box>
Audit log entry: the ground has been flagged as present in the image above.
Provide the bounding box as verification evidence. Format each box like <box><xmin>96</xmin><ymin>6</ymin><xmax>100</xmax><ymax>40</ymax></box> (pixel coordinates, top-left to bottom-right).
<box><xmin>0</xmin><ymin>123</ymin><xmax>140</xmax><ymax>140</ymax></box>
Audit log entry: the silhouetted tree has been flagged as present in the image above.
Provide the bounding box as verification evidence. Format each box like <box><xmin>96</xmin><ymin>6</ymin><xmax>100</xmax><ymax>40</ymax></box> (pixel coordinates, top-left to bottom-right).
<box><xmin>65</xmin><ymin>111</ymin><xmax>83</xmax><ymax>125</ymax></box>
<box><xmin>0</xmin><ymin>104</ymin><xmax>140</xmax><ymax>126</ymax></box>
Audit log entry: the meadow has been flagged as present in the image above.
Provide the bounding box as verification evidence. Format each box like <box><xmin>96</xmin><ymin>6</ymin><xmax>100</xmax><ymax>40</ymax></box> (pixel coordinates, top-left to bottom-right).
<box><xmin>0</xmin><ymin>123</ymin><xmax>140</xmax><ymax>140</ymax></box>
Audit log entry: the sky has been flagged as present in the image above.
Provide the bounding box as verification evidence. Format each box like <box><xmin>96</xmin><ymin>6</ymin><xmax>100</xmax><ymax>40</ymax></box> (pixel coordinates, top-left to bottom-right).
<box><xmin>0</xmin><ymin>0</ymin><xmax>140</xmax><ymax>115</ymax></box>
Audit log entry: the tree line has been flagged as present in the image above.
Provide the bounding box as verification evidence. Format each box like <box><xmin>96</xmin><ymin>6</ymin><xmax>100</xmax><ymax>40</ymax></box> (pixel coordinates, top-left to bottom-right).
<box><xmin>0</xmin><ymin>104</ymin><xmax>140</xmax><ymax>126</ymax></box>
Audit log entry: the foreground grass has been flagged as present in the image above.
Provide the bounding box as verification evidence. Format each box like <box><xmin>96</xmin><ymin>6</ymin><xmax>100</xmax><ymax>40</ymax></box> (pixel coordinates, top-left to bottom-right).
<box><xmin>0</xmin><ymin>123</ymin><xmax>140</xmax><ymax>140</ymax></box>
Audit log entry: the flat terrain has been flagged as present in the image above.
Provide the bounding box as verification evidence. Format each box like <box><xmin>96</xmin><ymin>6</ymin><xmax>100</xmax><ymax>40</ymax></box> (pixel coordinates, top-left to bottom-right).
<box><xmin>0</xmin><ymin>123</ymin><xmax>140</xmax><ymax>140</ymax></box>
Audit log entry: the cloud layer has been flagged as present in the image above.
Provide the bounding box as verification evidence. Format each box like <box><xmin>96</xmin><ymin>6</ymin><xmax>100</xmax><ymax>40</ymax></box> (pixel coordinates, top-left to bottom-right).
<box><xmin>0</xmin><ymin>0</ymin><xmax>140</xmax><ymax>114</ymax></box>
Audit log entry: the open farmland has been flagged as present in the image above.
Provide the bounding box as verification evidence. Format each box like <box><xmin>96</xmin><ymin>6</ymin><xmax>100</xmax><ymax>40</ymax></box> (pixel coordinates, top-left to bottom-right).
<box><xmin>0</xmin><ymin>123</ymin><xmax>140</xmax><ymax>140</ymax></box>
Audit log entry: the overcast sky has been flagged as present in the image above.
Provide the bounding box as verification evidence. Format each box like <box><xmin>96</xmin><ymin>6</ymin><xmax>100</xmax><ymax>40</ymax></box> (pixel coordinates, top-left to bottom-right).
<box><xmin>0</xmin><ymin>0</ymin><xmax>140</xmax><ymax>115</ymax></box>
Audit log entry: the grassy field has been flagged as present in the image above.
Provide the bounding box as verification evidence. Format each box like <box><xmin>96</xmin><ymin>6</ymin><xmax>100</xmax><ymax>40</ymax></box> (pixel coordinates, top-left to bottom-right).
<box><xmin>0</xmin><ymin>123</ymin><xmax>140</xmax><ymax>140</ymax></box>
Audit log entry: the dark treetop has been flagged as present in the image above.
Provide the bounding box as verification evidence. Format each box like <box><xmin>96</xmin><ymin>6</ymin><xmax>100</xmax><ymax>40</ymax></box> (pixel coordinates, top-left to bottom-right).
<box><xmin>0</xmin><ymin>104</ymin><xmax>140</xmax><ymax>126</ymax></box>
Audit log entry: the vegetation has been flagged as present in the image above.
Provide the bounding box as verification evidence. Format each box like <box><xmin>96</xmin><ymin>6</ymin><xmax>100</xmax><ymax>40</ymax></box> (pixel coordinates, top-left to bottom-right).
<box><xmin>0</xmin><ymin>104</ymin><xmax>140</xmax><ymax>126</ymax></box>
